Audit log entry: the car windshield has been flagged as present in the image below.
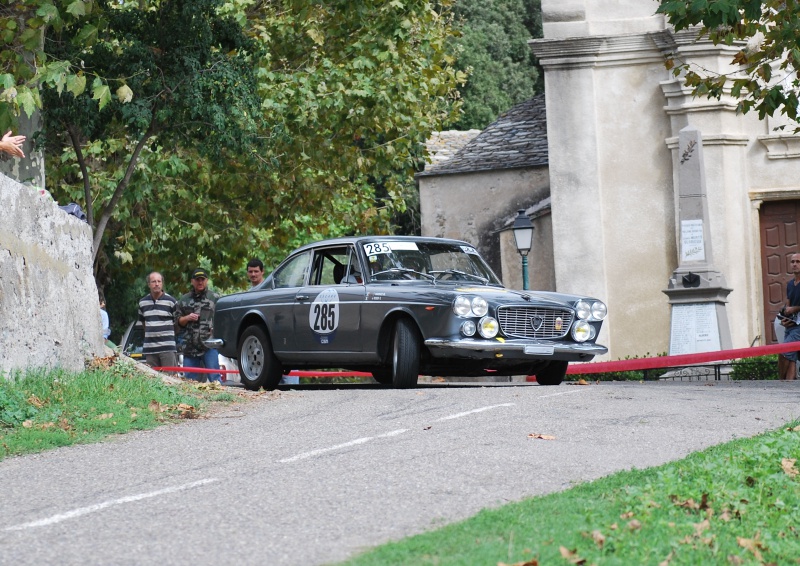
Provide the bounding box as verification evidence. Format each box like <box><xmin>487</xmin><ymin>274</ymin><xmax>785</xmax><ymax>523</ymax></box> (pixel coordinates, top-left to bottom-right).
<box><xmin>362</xmin><ymin>241</ymin><xmax>502</xmax><ymax>285</ymax></box>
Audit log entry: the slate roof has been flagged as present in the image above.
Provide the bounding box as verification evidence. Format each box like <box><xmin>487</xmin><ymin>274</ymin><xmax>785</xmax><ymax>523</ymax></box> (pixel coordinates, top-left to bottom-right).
<box><xmin>418</xmin><ymin>94</ymin><xmax>548</xmax><ymax>177</ymax></box>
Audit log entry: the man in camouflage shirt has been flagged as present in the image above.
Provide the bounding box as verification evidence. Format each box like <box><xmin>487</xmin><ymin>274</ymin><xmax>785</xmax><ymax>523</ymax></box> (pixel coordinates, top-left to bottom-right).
<box><xmin>176</xmin><ymin>267</ymin><xmax>221</xmax><ymax>383</ymax></box>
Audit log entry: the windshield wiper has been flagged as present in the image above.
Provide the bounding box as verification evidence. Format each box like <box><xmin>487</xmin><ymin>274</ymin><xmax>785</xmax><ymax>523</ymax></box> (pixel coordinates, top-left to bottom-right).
<box><xmin>429</xmin><ymin>269</ymin><xmax>489</xmax><ymax>284</ymax></box>
<box><xmin>370</xmin><ymin>268</ymin><xmax>437</xmax><ymax>283</ymax></box>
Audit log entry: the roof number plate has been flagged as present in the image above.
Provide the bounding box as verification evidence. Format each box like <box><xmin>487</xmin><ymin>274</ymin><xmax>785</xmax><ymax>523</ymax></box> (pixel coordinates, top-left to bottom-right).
<box><xmin>524</xmin><ymin>345</ymin><xmax>554</xmax><ymax>355</ymax></box>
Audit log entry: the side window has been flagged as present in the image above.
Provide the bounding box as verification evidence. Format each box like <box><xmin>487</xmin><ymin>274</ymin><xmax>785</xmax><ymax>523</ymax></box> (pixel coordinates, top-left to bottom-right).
<box><xmin>273</xmin><ymin>252</ymin><xmax>311</xmax><ymax>289</ymax></box>
<box><xmin>310</xmin><ymin>247</ymin><xmax>351</xmax><ymax>285</ymax></box>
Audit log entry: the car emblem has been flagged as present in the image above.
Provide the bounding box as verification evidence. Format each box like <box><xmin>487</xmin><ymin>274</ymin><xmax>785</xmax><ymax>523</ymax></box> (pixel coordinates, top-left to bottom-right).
<box><xmin>530</xmin><ymin>316</ymin><xmax>544</xmax><ymax>331</ymax></box>
<box><xmin>555</xmin><ymin>317</ymin><xmax>563</xmax><ymax>331</ymax></box>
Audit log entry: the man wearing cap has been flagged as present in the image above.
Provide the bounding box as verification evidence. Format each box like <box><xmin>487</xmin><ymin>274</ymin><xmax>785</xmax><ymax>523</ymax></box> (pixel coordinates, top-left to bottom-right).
<box><xmin>175</xmin><ymin>267</ymin><xmax>222</xmax><ymax>383</ymax></box>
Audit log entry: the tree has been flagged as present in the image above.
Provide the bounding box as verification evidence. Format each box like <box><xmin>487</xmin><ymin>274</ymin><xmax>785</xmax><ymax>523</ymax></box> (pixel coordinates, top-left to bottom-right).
<box><xmin>657</xmin><ymin>0</ymin><xmax>800</xmax><ymax>124</ymax></box>
<box><xmin>17</xmin><ymin>0</ymin><xmax>464</xmax><ymax>297</ymax></box>
<box><xmin>449</xmin><ymin>0</ymin><xmax>542</xmax><ymax>130</ymax></box>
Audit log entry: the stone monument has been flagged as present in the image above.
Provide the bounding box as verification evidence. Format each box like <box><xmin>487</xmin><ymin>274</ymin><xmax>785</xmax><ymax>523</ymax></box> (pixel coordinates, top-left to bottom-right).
<box><xmin>663</xmin><ymin>126</ymin><xmax>733</xmax><ymax>355</ymax></box>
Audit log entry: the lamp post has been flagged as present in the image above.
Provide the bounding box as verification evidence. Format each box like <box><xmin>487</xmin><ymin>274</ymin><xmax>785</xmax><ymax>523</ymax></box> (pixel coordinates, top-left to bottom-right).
<box><xmin>512</xmin><ymin>209</ymin><xmax>534</xmax><ymax>290</ymax></box>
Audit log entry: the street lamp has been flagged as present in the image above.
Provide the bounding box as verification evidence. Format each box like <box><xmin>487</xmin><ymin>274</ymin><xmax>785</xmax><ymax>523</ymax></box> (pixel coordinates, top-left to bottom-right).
<box><xmin>512</xmin><ymin>209</ymin><xmax>534</xmax><ymax>290</ymax></box>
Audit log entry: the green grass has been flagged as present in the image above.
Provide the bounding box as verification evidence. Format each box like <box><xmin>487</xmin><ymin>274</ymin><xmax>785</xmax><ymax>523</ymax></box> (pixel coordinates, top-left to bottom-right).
<box><xmin>343</xmin><ymin>422</ymin><xmax>800</xmax><ymax>565</ymax></box>
<box><xmin>0</xmin><ymin>357</ymin><xmax>237</xmax><ymax>459</ymax></box>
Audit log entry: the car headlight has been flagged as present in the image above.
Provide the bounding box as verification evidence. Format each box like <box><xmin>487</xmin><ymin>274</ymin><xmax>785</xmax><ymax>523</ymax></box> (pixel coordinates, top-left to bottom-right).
<box><xmin>575</xmin><ymin>300</ymin><xmax>591</xmax><ymax>320</ymax></box>
<box><xmin>571</xmin><ymin>320</ymin><xmax>592</xmax><ymax>342</ymax></box>
<box><xmin>453</xmin><ymin>296</ymin><xmax>472</xmax><ymax>317</ymax></box>
<box><xmin>461</xmin><ymin>320</ymin><xmax>477</xmax><ymax>337</ymax></box>
<box><xmin>471</xmin><ymin>296</ymin><xmax>488</xmax><ymax>317</ymax></box>
<box><xmin>478</xmin><ymin>316</ymin><xmax>499</xmax><ymax>338</ymax></box>
<box><xmin>591</xmin><ymin>301</ymin><xmax>607</xmax><ymax>321</ymax></box>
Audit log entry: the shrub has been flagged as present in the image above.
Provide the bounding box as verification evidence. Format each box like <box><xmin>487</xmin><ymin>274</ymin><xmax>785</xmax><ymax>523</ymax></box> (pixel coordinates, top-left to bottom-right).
<box><xmin>729</xmin><ymin>355</ymin><xmax>778</xmax><ymax>380</ymax></box>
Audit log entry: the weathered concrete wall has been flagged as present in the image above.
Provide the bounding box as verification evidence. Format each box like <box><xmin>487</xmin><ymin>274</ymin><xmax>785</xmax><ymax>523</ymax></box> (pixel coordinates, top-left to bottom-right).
<box><xmin>0</xmin><ymin>174</ymin><xmax>104</xmax><ymax>375</ymax></box>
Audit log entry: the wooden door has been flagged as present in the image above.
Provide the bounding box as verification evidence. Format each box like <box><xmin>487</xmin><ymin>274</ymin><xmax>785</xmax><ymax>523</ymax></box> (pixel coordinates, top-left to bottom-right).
<box><xmin>760</xmin><ymin>201</ymin><xmax>800</xmax><ymax>343</ymax></box>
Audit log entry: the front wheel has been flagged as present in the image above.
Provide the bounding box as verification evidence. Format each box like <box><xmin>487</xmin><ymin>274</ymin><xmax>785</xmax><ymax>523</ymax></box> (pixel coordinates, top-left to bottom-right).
<box><xmin>390</xmin><ymin>318</ymin><xmax>421</xmax><ymax>388</ymax></box>
<box><xmin>535</xmin><ymin>360</ymin><xmax>567</xmax><ymax>386</ymax></box>
<box><xmin>238</xmin><ymin>326</ymin><xmax>283</xmax><ymax>391</ymax></box>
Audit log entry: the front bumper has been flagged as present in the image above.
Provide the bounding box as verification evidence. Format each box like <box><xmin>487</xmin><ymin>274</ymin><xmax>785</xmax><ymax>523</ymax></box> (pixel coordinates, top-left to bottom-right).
<box><xmin>424</xmin><ymin>337</ymin><xmax>607</xmax><ymax>361</ymax></box>
<box><xmin>204</xmin><ymin>338</ymin><xmax>224</xmax><ymax>349</ymax></box>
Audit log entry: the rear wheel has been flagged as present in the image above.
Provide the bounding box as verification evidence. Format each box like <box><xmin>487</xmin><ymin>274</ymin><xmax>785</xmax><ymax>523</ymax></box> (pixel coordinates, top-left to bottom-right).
<box><xmin>238</xmin><ymin>326</ymin><xmax>283</xmax><ymax>391</ymax></box>
<box><xmin>536</xmin><ymin>360</ymin><xmax>567</xmax><ymax>386</ymax></box>
<box><xmin>390</xmin><ymin>318</ymin><xmax>421</xmax><ymax>388</ymax></box>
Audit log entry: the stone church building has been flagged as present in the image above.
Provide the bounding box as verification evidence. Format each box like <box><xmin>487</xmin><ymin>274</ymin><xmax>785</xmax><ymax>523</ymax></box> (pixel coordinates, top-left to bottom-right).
<box><xmin>418</xmin><ymin>0</ymin><xmax>800</xmax><ymax>361</ymax></box>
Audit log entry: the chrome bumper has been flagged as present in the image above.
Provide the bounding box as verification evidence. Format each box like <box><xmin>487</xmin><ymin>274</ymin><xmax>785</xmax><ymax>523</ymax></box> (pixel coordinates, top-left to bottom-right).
<box><xmin>424</xmin><ymin>337</ymin><xmax>607</xmax><ymax>357</ymax></box>
<box><xmin>203</xmin><ymin>338</ymin><xmax>224</xmax><ymax>349</ymax></box>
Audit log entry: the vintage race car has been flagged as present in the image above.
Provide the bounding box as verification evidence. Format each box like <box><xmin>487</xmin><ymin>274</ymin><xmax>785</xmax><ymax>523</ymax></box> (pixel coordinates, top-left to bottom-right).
<box><xmin>206</xmin><ymin>236</ymin><xmax>607</xmax><ymax>390</ymax></box>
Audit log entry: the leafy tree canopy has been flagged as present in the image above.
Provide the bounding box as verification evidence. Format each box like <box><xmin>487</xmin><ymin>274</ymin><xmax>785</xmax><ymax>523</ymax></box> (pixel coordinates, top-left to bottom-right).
<box><xmin>6</xmin><ymin>0</ymin><xmax>464</xmax><ymax>305</ymax></box>
<box><xmin>449</xmin><ymin>0</ymin><xmax>542</xmax><ymax>130</ymax></box>
<box><xmin>657</xmin><ymin>0</ymin><xmax>800</xmax><ymax>124</ymax></box>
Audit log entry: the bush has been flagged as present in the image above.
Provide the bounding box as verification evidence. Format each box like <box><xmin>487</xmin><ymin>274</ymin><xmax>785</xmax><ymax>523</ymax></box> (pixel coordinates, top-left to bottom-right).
<box><xmin>729</xmin><ymin>355</ymin><xmax>778</xmax><ymax>380</ymax></box>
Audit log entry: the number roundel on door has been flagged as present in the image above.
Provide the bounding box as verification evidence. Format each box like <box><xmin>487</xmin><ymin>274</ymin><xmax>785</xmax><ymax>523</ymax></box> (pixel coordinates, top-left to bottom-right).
<box><xmin>309</xmin><ymin>288</ymin><xmax>340</xmax><ymax>335</ymax></box>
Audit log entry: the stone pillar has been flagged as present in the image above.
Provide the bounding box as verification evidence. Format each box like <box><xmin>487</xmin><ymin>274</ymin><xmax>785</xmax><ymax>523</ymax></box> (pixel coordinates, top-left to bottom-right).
<box><xmin>663</xmin><ymin>127</ymin><xmax>732</xmax><ymax>354</ymax></box>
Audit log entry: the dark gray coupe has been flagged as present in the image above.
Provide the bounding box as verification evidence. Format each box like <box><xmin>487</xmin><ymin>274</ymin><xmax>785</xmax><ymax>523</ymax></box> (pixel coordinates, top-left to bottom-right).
<box><xmin>206</xmin><ymin>236</ymin><xmax>607</xmax><ymax>390</ymax></box>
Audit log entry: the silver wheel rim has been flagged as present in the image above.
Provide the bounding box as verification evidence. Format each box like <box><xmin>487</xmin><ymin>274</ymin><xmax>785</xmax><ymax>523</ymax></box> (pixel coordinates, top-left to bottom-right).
<box><xmin>240</xmin><ymin>335</ymin><xmax>264</xmax><ymax>380</ymax></box>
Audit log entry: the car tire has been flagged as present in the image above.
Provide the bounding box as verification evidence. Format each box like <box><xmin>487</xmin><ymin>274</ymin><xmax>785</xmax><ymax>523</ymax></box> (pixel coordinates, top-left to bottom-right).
<box><xmin>391</xmin><ymin>318</ymin><xmax>420</xmax><ymax>389</ymax></box>
<box><xmin>536</xmin><ymin>360</ymin><xmax>567</xmax><ymax>386</ymax></box>
<box><xmin>238</xmin><ymin>326</ymin><xmax>283</xmax><ymax>391</ymax></box>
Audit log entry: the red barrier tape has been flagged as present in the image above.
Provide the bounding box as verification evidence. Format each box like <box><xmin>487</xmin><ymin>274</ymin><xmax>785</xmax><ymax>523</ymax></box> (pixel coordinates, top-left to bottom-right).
<box><xmin>565</xmin><ymin>342</ymin><xmax>797</xmax><ymax>375</ymax></box>
<box><xmin>153</xmin><ymin>342</ymin><xmax>795</xmax><ymax>381</ymax></box>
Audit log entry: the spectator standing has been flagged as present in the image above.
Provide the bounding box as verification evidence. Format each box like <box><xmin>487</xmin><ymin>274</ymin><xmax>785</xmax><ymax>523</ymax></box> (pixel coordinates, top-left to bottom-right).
<box><xmin>778</xmin><ymin>253</ymin><xmax>800</xmax><ymax>380</ymax></box>
<box><xmin>176</xmin><ymin>267</ymin><xmax>221</xmax><ymax>383</ymax></box>
<box><xmin>100</xmin><ymin>298</ymin><xmax>111</xmax><ymax>341</ymax></box>
<box><xmin>247</xmin><ymin>258</ymin><xmax>265</xmax><ymax>287</ymax></box>
<box><xmin>138</xmin><ymin>272</ymin><xmax>179</xmax><ymax>370</ymax></box>
<box><xmin>0</xmin><ymin>130</ymin><xmax>25</xmax><ymax>158</ymax></box>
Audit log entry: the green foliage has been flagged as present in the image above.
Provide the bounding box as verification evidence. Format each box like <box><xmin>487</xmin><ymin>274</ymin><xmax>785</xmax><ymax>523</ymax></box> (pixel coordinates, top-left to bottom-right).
<box><xmin>0</xmin><ymin>359</ymin><xmax>230</xmax><ymax>460</ymax></box>
<box><xmin>573</xmin><ymin>352</ymin><xmax>669</xmax><ymax>382</ymax></box>
<box><xmin>657</xmin><ymin>0</ymin><xmax>800</xmax><ymax>124</ymax></box>
<box><xmin>450</xmin><ymin>0</ymin><xmax>542</xmax><ymax>129</ymax></box>
<box><xmin>730</xmin><ymin>354</ymin><xmax>779</xmax><ymax>380</ymax></box>
<box><xmin>345</xmin><ymin>421</ymin><xmax>800</xmax><ymax>565</ymax></box>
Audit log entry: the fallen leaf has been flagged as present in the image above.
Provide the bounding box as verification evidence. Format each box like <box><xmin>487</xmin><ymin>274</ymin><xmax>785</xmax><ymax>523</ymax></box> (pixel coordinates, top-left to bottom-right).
<box><xmin>558</xmin><ymin>546</ymin><xmax>585</xmax><ymax>564</ymax></box>
<box><xmin>610</xmin><ymin>523</ymin><xmax>618</xmax><ymax>530</ymax></box>
<box><xmin>149</xmin><ymin>400</ymin><xmax>165</xmax><ymax>413</ymax></box>
<box><xmin>781</xmin><ymin>458</ymin><xmax>798</xmax><ymax>477</ymax></box>
<box><xmin>658</xmin><ymin>550</ymin><xmax>675</xmax><ymax>566</ymax></box>
<box><xmin>38</xmin><ymin>422</ymin><xmax>56</xmax><ymax>429</ymax></box>
<box><xmin>628</xmin><ymin>519</ymin><xmax>642</xmax><ymax>531</ymax></box>
<box><xmin>694</xmin><ymin>519</ymin><xmax>710</xmax><ymax>537</ymax></box>
<box><xmin>620</xmin><ymin>511</ymin><xmax>634</xmax><ymax>519</ymax></box>
<box><xmin>591</xmin><ymin>529</ymin><xmax>605</xmax><ymax>549</ymax></box>
<box><xmin>22</xmin><ymin>420</ymin><xmax>33</xmax><ymax>428</ymax></box>
<box><xmin>497</xmin><ymin>560</ymin><xmax>538</xmax><ymax>566</ymax></box>
<box><xmin>737</xmin><ymin>535</ymin><xmax>764</xmax><ymax>562</ymax></box>
<box><xmin>97</xmin><ymin>413</ymin><xmax>114</xmax><ymax>420</ymax></box>
<box><xmin>787</xmin><ymin>425</ymin><xmax>800</xmax><ymax>432</ymax></box>
<box><xmin>527</xmin><ymin>433</ymin><xmax>556</xmax><ymax>440</ymax></box>
<box><xmin>423</xmin><ymin>426</ymin><xmax>432</xmax><ymax>430</ymax></box>
<box><xmin>577</xmin><ymin>378</ymin><xmax>589</xmax><ymax>385</ymax></box>
<box><xmin>27</xmin><ymin>395</ymin><xmax>44</xmax><ymax>408</ymax></box>
<box><xmin>727</xmin><ymin>555</ymin><xmax>744</xmax><ymax>565</ymax></box>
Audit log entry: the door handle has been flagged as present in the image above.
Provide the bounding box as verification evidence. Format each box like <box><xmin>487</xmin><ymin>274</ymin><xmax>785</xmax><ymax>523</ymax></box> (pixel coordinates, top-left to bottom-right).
<box><xmin>296</xmin><ymin>295</ymin><xmax>309</xmax><ymax>301</ymax></box>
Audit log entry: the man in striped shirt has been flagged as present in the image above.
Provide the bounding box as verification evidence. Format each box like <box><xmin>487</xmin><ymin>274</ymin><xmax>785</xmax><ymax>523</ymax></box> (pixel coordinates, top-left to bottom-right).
<box><xmin>138</xmin><ymin>271</ymin><xmax>178</xmax><ymax>370</ymax></box>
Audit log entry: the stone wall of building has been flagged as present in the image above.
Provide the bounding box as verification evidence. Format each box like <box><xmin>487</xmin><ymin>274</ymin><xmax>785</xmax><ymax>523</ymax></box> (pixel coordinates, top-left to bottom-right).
<box><xmin>0</xmin><ymin>174</ymin><xmax>104</xmax><ymax>375</ymax></box>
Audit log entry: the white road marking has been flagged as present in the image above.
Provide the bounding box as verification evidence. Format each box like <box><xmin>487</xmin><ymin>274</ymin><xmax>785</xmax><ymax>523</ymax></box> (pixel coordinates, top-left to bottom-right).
<box><xmin>538</xmin><ymin>389</ymin><xmax>588</xmax><ymax>399</ymax></box>
<box><xmin>436</xmin><ymin>403</ymin><xmax>515</xmax><ymax>421</ymax></box>
<box><xmin>5</xmin><ymin>478</ymin><xmax>219</xmax><ymax>532</ymax></box>
<box><xmin>279</xmin><ymin>429</ymin><xmax>409</xmax><ymax>463</ymax></box>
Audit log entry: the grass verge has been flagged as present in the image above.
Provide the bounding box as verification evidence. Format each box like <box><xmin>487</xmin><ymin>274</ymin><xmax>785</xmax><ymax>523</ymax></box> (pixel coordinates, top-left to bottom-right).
<box><xmin>0</xmin><ymin>356</ymin><xmax>237</xmax><ymax>460</ymax></box>
<box><xmin>344</xmin><ymin>421</ymin><xmax>800</xmax><ymax>565</ymax></box>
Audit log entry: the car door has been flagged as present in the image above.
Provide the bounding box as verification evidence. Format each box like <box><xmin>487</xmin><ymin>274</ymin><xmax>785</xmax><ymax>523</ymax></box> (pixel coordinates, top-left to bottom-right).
<box><xmin>293</xmin><ymin>245</ymin><xmax>365</xmax><ymax>353</ymax></box>
<box><xmin>266</xmin><ymin>250</ymin><xmax>312</xmax><ymax>353</ymax></box>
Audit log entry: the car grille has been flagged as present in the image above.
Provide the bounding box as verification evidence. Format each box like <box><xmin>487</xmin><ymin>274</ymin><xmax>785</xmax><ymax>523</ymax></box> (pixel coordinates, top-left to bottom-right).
<box><xmin>497</xmin><ymin>306</ymin><xmax>574</xmax><ymax>339</ymax></box>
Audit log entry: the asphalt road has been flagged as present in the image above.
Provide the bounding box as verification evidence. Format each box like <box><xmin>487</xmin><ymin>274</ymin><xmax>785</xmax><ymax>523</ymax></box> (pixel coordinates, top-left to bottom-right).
<box><xmin>1</xmin><ymin>380</ymin><xmax>799</xmax><ymax>566</ymax></box>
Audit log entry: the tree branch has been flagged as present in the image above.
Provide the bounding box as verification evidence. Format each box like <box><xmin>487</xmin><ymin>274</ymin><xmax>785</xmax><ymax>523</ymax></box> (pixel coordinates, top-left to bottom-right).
<box><xmin>66</xmin><ymin>124</ymin><xmax>94</xmax><ymax>229</ymax></box>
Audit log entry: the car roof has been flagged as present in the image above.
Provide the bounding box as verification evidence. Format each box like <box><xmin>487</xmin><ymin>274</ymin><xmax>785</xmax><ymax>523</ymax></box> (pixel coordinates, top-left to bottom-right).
<box><xmin>290</xmin><ymin>235</ymin><xmax>475</xmax><ymax>255</ymax></box>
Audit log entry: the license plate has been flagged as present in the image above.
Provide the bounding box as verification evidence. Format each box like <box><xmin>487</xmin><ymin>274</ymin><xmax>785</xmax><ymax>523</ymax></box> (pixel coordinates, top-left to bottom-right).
<box><xmin>524</xmin><ymin>345</ymin><xmax>554</xmax><ymax>355</ymax></box>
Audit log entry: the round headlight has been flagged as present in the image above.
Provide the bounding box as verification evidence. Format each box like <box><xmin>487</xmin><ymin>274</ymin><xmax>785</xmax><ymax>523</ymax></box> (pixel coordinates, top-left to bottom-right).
<box><xmin>453</xmin><ymin>296</ymin><xmax>472</xmax><ymax>317</ymax></box>
<box><xmin>591</xmin><ymin>301</ymin><xmax>607</xmax><ymax>321</ymax></box>
<box><xmin>471</xmin><ymin>296</ymin><xmax>488</xmax><ymax>317</ymax></box>
<box><xmin>575</xmin><ymin>300</ymin><xmax>591</xmax><ymax>320</ymax></box>
<box><xmin>571</xmin><ymin>320</ymin><xmax>592</xmax><ymax>342</ymax></box>
<box><xmin>461</xmin><ymin>320</ymin><xmax>477</xmax><ymax>337</ymax></box>
<box><xmin>478</xmin><ymin>316</ymin><xmax>499</xmax><ymax>338</ymax></box>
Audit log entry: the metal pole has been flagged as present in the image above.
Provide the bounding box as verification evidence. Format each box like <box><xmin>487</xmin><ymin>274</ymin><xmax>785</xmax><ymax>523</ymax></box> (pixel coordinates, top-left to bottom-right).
<box><xmin>521</xmin><ymin>255</ymin><xmax>529</xmax><ymax>290</ymax></box>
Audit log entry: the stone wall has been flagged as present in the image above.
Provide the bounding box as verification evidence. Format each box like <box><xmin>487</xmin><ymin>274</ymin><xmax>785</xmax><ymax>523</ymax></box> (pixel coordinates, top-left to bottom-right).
<box><xmin>0</xmin><ymin>173</ymin><xmax>104</xmax><ymax>375</ymax></box>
